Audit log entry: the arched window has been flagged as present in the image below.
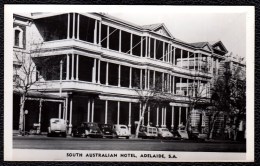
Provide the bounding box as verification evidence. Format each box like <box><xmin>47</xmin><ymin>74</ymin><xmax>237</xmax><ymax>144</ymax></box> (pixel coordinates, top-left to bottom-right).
<box><xmin>14</xmin><ymin>26</ymin><xmax>23</xmax><ymax>48</ymax></box>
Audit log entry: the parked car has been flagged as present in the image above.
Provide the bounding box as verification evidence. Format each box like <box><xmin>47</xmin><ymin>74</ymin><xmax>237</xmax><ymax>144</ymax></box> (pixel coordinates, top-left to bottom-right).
<box><xmin>98</xmin><ymin>124</ymin><xmax>115</xmax><ymax>138</ymax></box>
<box><xmin>138</xmin><ymin>126</ymin><xmax>158</xmax><ymax>139</ymax></box>
<box><xmin>158</xmin><ymin>128</ymin><xmax>173</xmax><ymax>139</ymax></box>
<box><xmin>47</xmin><ymin>118</ymin><xmax>67</xmax><ymax>137</ymax></box>
<box><xmin>71</xmin><ymin>122</ymin><xmax>103</xmax><ymax>138</ymax></box>
<box><xmin>112</xmin><ymin>124</ymin><xmax>130</xmax><ymax>139</ymax></box>
<box><xmin>170</xmin><ymin>130</ymin><xmax>182</xmax><ymax>140</ymax></box>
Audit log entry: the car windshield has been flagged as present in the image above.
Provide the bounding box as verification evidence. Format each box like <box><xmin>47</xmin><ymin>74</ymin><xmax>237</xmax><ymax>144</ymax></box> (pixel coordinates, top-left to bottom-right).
<box><xmin>120</xmin><ymin>126</ymin><xmax>127</xmax><ymax>129</ymax></box>
<box><xmin>101</xmin><ymin>124</ymin><xmax>111</xmax><ymax>128</ymax></box>
<box><xmin>162</xmin><ymin>128</ymin><xmax>169</xmax><ymax>132</ymax></box>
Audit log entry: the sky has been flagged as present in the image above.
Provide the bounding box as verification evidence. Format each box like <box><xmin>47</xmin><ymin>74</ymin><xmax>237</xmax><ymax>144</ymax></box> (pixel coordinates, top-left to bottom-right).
<box><xmin>112</xmin><ymin>12</ymin><xmax>246</xmax><ymax>58</ymax></box>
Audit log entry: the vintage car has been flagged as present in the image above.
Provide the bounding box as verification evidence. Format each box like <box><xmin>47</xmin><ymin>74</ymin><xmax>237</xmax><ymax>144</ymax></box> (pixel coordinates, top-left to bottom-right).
<box><xmin>71</xmin><ymin>122</ymin><xmax>103</xmax><ymax>138</ymax></box>
<box><xmin>157</xmin><ymin>128</ymin><xmax>173</xmax><ymax>139</ymax></box>
<box><xmin>98</xmin><ymin>124</ymin><xmax>115</xmax><ymax>138</ymax></box>
<box><xmin>138</xmin><ymin>126</ymin><xmax>158</xmax><ymax>139</ymax></box>
<box><xmin>47</xmin><ymin>118</ymin><xmax>67</xmax><ymax>137</ymax></box>
<box><xmin>112</xmin><ymin>124</ymin><xmax>130</xmax><ymax>139</ymax></box>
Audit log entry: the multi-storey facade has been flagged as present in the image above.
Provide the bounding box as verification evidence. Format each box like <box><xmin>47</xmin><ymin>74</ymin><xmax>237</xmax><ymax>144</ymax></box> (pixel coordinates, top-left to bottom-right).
<box><xmin>13</xmin><ymin>12</ymin><xmax>230</xmax><ymax>135</ymax></box>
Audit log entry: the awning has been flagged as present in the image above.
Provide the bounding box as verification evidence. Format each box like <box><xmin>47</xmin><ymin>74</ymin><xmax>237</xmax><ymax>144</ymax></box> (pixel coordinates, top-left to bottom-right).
<box><xmin>13</xmin><ymin>89</ymin><xmax>65</xmax><ymax>100</ymax></box>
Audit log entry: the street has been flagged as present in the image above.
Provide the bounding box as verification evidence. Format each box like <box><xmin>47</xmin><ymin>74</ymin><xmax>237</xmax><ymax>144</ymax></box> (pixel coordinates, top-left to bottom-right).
<box><xmin>13</xmin><ymin>135</ymin><xmax>246</xmax><ymax>152</ymax></box>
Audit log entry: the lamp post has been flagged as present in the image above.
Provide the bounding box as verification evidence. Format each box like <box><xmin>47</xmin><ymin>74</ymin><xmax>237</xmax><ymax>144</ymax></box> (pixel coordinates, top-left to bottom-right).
<box><xmin>24</xmin><ymin>110</ymin><xmax>28</xmax><ymax>136</ymax></box>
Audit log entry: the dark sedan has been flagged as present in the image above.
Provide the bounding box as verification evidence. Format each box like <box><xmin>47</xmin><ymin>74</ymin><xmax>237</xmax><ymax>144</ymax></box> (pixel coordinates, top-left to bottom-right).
<box><xmin>98</xmin><ymin>124</ymin><xmax>115</xmax><ymax>138</ymax></box>
<box><xmin>71</xmin><ymin>122</ymin><xmax>103</xmax><ymax>138</ymax></box>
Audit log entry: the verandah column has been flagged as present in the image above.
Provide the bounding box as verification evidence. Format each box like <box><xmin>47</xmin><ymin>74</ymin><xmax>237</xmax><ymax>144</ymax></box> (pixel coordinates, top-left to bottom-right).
<box><xmin>72</xmin><ymin>13</ymin><xmax>75</xmax><ymax>39</ymax></box>
<box><xmin>147</xmin><ymin>69</ymin><xmax>150</xmax><ymax>90</ymax></box>
<box><xmin>68</xmin><ymin>98</ymin><xmax>73</xmax><ymax>134</ymax></box>
<box><xmin>94</xmin><ymin>20</ymin><xmax>97</xmax><ymax>44</ymax></box>
<box><xmin>77</xmin><ymin>14</ymin><xmax>80</xmax><ymax>40</ymax></box>
<box><xmin>66</xmin><ymin>54</ymin><xmax>70</xmax><ymax>80</ymax></box>
<box><xmin>156</xmin><ymin>106</ymin><xmax>159</xmax><ymax>127</ymax></box>
<box><xmin>119</xmin><ymin>30</ymin><xmax>121</xmax><ymax>52</ymax></box>
<box><xmin>117</xmin><ymin>101</ymin><xmax>120</xmax><ymax>125</ymax></box>
<box><xmin>145</xmin><ymin>69</ymin><xmax>147</xmax><ymax>90</ymax></box>
<box><xmin>129</xmin><ymin>67</ymin><xmax>132</xmax><ymax>88</ymax></box>
<box><xmin>178</xmin><ymin>106</ymin><xmax>181</xmax><ymax>126</ymax></box>
<box><xmin>161</xmin><ymin>107</ymin><xmax>164</xmax><ymax>127</ymax></box>
<box><xmin>164</xmin><ymin>106</ymin><xmax>167</xmax><ymax>127</ymax></box>
<box><xmin>128</xmin><ymin>102</ymin><xmax>132</xmax><ymax>133</ymax></box>
<box><xmin>154</xmin><ymin>39</ymin><xmax>156</xmax><ymax>60</ymax></box>
<box><xmin>147</xmin><ymin>105</ymin><xmax>150</xmax><ymax>126</ymax></box>
<box><xmin>87</xmin><ymin>99</ymin><xmax>90</xmax><ymax>122</ymax></box>
<box><xmin>71</xmin><ymin>54</ymin><xmax>74</xmax><ymax>80</ymax></box>
<box><xmin>92</xmin><ymin>58</ymin><xmax>96</xmax><ymax>83</ymax></box>
<box><xmin>67</xmin><ymin>13</ymin><xmax>70</xmax><ymax>39</ymax></box>
<box><xmin>98</xmin><ymin>20</ymin><xmax>101</xmax><ymax>45</ymax></box>
<box><xmin>130</xmin><ymin>34</ymin><xmax>133</xmax><ymax>55</ymax></box>
<box><xmin>173</xmin><ymin>47</ymin><xmax>176</xmax><ymax>65</ymax></box>
<box><xmin>91</xmin><ymin>99</ymin><xmax>94</xmax><ymax>122</ymax></box>
<box><xmin>181</xmin><ymin>49</ymin><xmax>183</xmax><ymax>68</ymax></box>
<box><xmin>107</xmin><ymin>26</ymin><xmax>109</xmax><ymax>49</ymax></box>
<box><xmin>118</xmin><ymin>64</ymin><xmax>121</xmax><ymax>87</ymax></box>
<box><xmin>106</xmin><ymin>62</ymin><xmax>109</xmax><ymax>85</ymax></box>
<box><xmin>171</xmin><ymin>106</ymin><xmax>174</xmax><ymax>129</ymax></box>
<box><xmin>76</xmin><ymin>54</ymin><xmax>79</xmax><ymax>80</ymax></box>
<box><xmin>105</xmin><ymin>100</ymin><xmax>108</xmax><ymax>124</ymax></box>
<box><xmin>140</xmin><ymin>69</ymin><xmax>143</xmax><ymax>89</ymax></box>
<box><xmin>162</xmin><ymin>42</ymin><xmax>165</xmax><ymax>61</ymax></box>
<box><xmin>38</xmin><ymin>99</ymin><xmax>43</xmax><ymax>133</ymax></box>
<box><xmin>97</xmin><ymin>59</ymin><xmax>100</xmax><ymax>84</ymax></box>
<box><xmin>186</xmin><ymin>107</ymin><xmax>188</xmax><ymax>124</ymax></box>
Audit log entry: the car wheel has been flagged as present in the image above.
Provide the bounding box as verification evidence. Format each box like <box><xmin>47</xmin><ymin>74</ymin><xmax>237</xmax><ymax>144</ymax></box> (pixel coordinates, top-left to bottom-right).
<box><xmin>126</xmin><ymin>136</ymin><xmax>129</xmax><ymax>139</ymax></box>
<box><xmin>47</xmin><ymin>132</ymin><xmax>51</xmax><ymax>137</ymax></box>
<box><xmin>62</xmin><ymin>133</ymin><xmax>67</xmax><ymax>138</ymax></box>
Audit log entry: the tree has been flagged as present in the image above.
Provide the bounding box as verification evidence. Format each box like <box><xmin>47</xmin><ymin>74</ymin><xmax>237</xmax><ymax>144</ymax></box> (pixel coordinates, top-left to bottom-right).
<box><xmin>133</xmin><ymin>71</ymin><xmax>173</xmax><ymax>138</ymax></box>
<box><xmin>14</xmin><ymin>41</ymin><xmax>63</xmax><ymax>135</ymax></box>
<box><xmin>210</xmin><ymin>55</ymin><xmax>246</xmax><ymax>140</ymax></box>
<box><xmin>184</xmin><ymin>54</ymin><xmax>212</xmax><ymax>138</ymax></box>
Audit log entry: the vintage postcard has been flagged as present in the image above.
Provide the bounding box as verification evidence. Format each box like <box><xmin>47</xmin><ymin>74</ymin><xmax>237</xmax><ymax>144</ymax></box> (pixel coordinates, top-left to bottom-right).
<box><xmin>4</xmin><ymin>5</ymin><xmax>254</xmax><ymax>162</ymax></box>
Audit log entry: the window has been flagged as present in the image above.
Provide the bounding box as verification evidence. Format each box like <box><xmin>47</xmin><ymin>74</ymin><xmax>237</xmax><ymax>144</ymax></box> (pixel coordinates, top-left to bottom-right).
<box><xmin>14</xmin><ymin>26</ymin><xmax>23</xmax><ymax>48</ymax></box>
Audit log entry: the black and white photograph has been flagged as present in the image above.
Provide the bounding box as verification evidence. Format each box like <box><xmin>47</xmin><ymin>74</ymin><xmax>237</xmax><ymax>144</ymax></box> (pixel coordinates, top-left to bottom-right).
<box><xmin>4</xmin><ymin>5</ymin><xmax>254</xmax><ymax>162</ymax></box>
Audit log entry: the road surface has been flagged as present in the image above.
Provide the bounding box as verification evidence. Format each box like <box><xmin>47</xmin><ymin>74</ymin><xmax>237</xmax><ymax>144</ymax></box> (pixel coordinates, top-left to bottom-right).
<box><xmin>13</xmin><ymin>135</ymin><xmax>246</xmax><ymax>152</ymax></box>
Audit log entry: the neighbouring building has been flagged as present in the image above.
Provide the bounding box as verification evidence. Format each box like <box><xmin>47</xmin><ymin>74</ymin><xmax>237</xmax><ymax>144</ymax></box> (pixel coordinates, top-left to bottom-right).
<box><xmin>13</xmin><ymin>12</ymin><xmax>244</xmax><ymax>136</ymax></box>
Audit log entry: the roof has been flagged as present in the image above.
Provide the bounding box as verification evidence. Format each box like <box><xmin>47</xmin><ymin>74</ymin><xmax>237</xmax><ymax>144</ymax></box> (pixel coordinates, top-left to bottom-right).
<box><xmin>189</xmin><ymin>42</ymin><xmax>209</xmax><ymax>48</ymax></box>
<box><xmin>141</xmin><ymin>23</ymin><xmax>163</xmax><ymax>30</ymax></box>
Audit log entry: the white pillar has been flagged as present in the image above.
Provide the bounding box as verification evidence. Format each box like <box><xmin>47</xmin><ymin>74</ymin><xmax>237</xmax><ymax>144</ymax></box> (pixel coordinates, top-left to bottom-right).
<box><xmin>140</xmin><ymin>69</ymin><xmax>142</xmax><ymax>89</ymax></box>
<box><xmin>171</xmin><ymin>106</ymin><xmax>174</xmax><ymax>129</ymax></box>
<box><xmin>162</xmin><ymin>73</ymin><xmax>164</xmax><ymax>91</ymax></box>
<box><xmin>162</xmin><ymin>42</ymin><xmax>165</xmax><ymax>61</ymax></box>
<box><xmin>117</xmin><ymin>101</ymin><xmax>120</xmax><ymax>125</ymax></box>
<box><xmin>128</xmin><ymin>102</ymin><xmax>131</xmax><ymax>132</ymax></box>
<box><xmin>172</xmin><ymin>76</ymin><xmax>175</xmax><ymax>94</ymax></box>
<box><xmin>92</xmin><ymin>58</ymin><xmax>96</xmax><ymax>83</ymax></box>
<box><xmin>77</xmin><ymin>14</ymin><xmax>80</xmax><ymax>40</ymax></box>
<box><xmin>118</xmin><ymin>64</ymin><xmax>121</xmax><ymax>87</ymax></box>
<box><xmin>76</xmin><ymin>54</ymin><xmax>79</xmax><ymax>80</ymax></box>
<box><xmin>194</xmin><ymin>53</ymin><xmax>196</xmax><ymax>70</ymax></box>
<box><xmin>187</xmin><ymin>78</ymin><xmax>189</xmax><ymax>96</ymax></box>
<box><xmin>69</xmin><ymin>98</ymin><xmax>73</xmax><ymax>134</ymax></box>
<box><xmin>140</xmin><ymin>37</ymin><xmax>143</xmax><ymax>57</ymax></box>
<box><xmin>129</xmin><ymin>67</ymin><xmax>132</xmax><ymax>88</ymax></box>
<box><xmin>94</xmin><ymin>20</ymin><xmax>97</xmax><ymax>44</ymax></box>
<box><xmin>153</xmin><ymin>70</ymin><xmax>156</xmax><ymax>88</ymax></box>
<box><xmin>99</xmin><ymin>21</ymin><xmax>101</xmax><ymax>45</ymax></box>
<box><xmin>156</xmin><ymin>106</ymin><xmax>159</xmax><ymax>127</ymax></box>
<box><xmin>145</xmin><ymin>69</ymin><xmax>147</xmax><ymax>90</ymax></box>
<box><xmin>170</xmin><ymin>45</ymin><xmax>172</xmax><ymax>64</ymax></box>
<box><xmin>179</xmin><ymin>107</ymin><xmax>181</xmax><ymax>126</ymax></box>
<box><xmin>173</xmin><ymin>47</ymin><xmax>176</xmax><ymax>65</ymax></box>
<box><xmin>164</xmin><ymin>107</ymin><xmax>167</xmax><ymax>126</ymax></box>
<box><xmin>145</xmin><ymin>36</ymin><xmax>148</xmax><ymax>57</ymax></box>
<box><xmin>148</xmin><ymin>37</ymin><xmax>151</xmax><ymax>58</ymax></box>
<box><xmin>188</xmin><ymin>52</ymin><xmax>190</xmax><ymax>69</ymax></box>
<box><xmin>130</xmin><ymin>34</ymin><xmax>133</xmax><ymax>55</ymax></box>
<box><xmin>107</xmin><ymin>26</ymin><xmax>109</xmax><ymax>49</ymax></box>
<box><xmin>139</xmin><ymin>103</ymin><xmax>142</xmax><ymax>119</ymax></box>
<box><xmin>181</xmin><ymin>49</ymin><xmax>183</xmax><ymax>68</ymax></box>
<box><xmin>66</xmin><ymin>54</ymin><xmax>70</xmax><ymax>80</ymax></box>
<box><xmin>67</xmin><ymin>13</ymin><xmax>70</xmax><ymax>39</ymax></box>
<box><xmin>72</xmin><ymin>13</ymin><xmax>75</xmax><ymax>39</ymax></box>
<box><xmin>106</xmin><ymin>62</ymin><xmax>109</xmax><ymax>85</ymax></box>
<box><xmin>180</xmin><ymin>77</ymin><xmax>182</xmax><ymax>95</ymax></box>
<box><xmin>91</xmin><ymin>99</ymin><xmax>94</xmax><ymax>122</ymax></box>
<box><xmin>97</xmin><ymin>59</ymin><xmax>100</xmax><ymax>84</ymax></box>
<box><xmin>87</xmin><ymin>99</ymin><xmax>90</xmax><ymax>122</ymax></box>
<box><xmin>38</xmin><ymin>99</ymin><xmax>42</xmax><ymax>133</ymax></box>
<box><xmin>105</xmin><ymin>100</ymin><xmax>108</xmax><ymax>124</ymax></box>
<box><xmin>147</xmin><ymin>69</ymin><xmax>150</xmax><ymax>90</ymax></box>
<box><xmin>119</xmin><ymin>30</ymin><xmax>121</xmax><ymax>52</ymax></box>
<box><xmin>169</xmin><ymin>75</ymin><xmax>172</xmax><ymax>93</ymax></box>
<box><xmin>65</xmin><ymin>97</ymin><xmax>68</xmax><ymax>122</ymax></box>
<box><xmin>161</xmin><ymin>107</ymin><xmax>164</xmax><ymax>127</ymax></box>
<box><xmin>186</xmin><ymin>107</ymin><xmax>188</xmax><ymax>123</ymax></box>
<box><xmin>154</xmin><ymin>39</ymin><xmax>156</xmax><ymax>60</ymax></box>
<box><xmin>59</xmin><ymin>104</ymin><xmax>61</xmax><ymax>119</ymax></box>
<box><xmin>71</xmin><ymin>54</ymin><xmax>74</xmax><ymax>80</ymax></box>
<box><xmin>199</xmin><ymin>53</ymin><xmax>202</xmax><ymax>71</ymax></box>
<box><xmin>216</xmin><ymin>59</ymin><xmax>219</xmax><ymax>75</ymax></box>
<box><xmin>147</xmin><ymin>105</ymin><xmax>150</xmax><ymax>126</ymax></box>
